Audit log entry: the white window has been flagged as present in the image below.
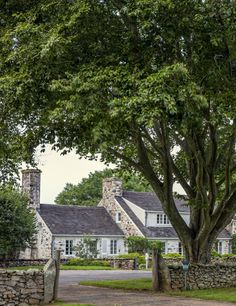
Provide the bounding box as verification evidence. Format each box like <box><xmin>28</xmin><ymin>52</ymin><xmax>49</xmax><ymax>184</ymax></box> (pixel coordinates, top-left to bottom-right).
<box><xmin>218</xmin><ymin>241</ymin><xmax>223</xmax><ymax>254</ymax></box>
<box><xmin>157</xmin><ymin>214</ymin><xmax>170</xmax><ymax>225</ymax></box>
<box><xmin>65</xmin><ymin>240</ymin><xmax>73</xmax><ymax>255</ymax></box>
<box><xmin>116</xmin><ymin>212</ymin><xmax>121</xmax><ymax>223</ymax></box>
<box><xmin>110</xmin><ymin>240</ymin><xmax>117</xmax><ymax>255</ymax></box>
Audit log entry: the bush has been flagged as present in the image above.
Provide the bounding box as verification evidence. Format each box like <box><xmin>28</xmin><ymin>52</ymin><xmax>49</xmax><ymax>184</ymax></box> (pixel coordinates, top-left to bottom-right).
<box><xmin>163</xmin><ymin>253</ymin><xmax>183</xmax><ymax>259</ymax></box>
<box><xmin>116</xmin><ymin>253</ymin><xmax>145</xmax><ymax>265</ymax></box>
<box><xmin>221</xmin><ymin>254</ymin><xmax>236</xmax><ymax>258</ymax></box>
<box><xmin>66</xmin><ymin>258</ymin><xmax>110</xmax><ymax>266</ymax></box>
<box><xmin>211</xmin><ymin>250</ymin><xmax>221</xmax><ymax>258</ymax></box>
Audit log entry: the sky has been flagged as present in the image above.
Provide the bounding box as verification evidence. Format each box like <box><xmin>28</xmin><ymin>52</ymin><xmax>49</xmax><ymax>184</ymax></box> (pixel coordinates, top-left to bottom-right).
<box><xmin>20</xmin><ymin>145</ymin><xmax>184</xmax><ymax>204</ymax></box>
<box><xmin>22</xmin><ymin>145</ymin><xmax>110</xmax><ymax>204</ymax></box>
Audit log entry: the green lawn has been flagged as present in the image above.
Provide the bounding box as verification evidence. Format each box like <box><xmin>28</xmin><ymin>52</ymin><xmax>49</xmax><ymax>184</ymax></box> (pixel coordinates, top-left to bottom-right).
<box><xmin>80</xmin><ymin>278</ymin><xmax>236</xmax><ymax>303</ymax></box>
<box><xmin>80</xmin><ymin>278</ymin><xmax>152</xmax><ymax>290</ymax></box>
<box><xmin>3</xmin><ymin>265</ymin><xmax>113</xmax><ymax>271</ymax></box>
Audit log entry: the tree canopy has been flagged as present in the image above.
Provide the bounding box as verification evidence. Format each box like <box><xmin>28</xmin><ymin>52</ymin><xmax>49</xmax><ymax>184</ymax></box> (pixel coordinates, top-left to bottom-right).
<box><xmin>55</xmin><ymin>168</ymin><xmax>151</xmax><ymax>205</ymax></box>
<box><xmin>1</xmin><ymin>0</ymin><xmax>236</xmax><ymax>263</ymax></box>
<box><xmin>0</xmin><ymin>186</ymin><xmax>36</xmax><ymax>259</ymax></box>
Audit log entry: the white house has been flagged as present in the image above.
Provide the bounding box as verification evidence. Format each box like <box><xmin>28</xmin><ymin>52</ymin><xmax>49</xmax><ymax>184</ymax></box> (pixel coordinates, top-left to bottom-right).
<box><xmin>21</xmin><ymin>169</ymin><xmax>233</xmax><ymax>259</ymax></box>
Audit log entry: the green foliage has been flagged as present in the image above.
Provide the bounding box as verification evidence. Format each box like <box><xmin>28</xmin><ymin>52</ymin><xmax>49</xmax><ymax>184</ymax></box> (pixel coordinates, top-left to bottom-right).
<box><xmin>0</xmin><ymin>186</ymin><xmax>36</xmax><ymax>259</ymax></box>
<box><xmin>125</xmin><ymin>236</ymin><xmax>163</xmax><ymax>253</ymax></box>
<box><xmin>73</xmin><ymin>236</ymin><xmax>99</xmax><ymax>259</ymax></box>
<box><xmin>55</xmin><ymin>169</ymin><xmax>151</xmax><ymax>206</ymax></box>
<box><xmin>232</xmin><ymin>234</ymin><xmax>236</xmax><ymax>254</ymax></box>
<box><xmin>221</xmin><ymin>253</ymin><xmax>236</xmax><ymax>258</ymax></box>
<box><xmin>211</xmin><ymin>250</ymin><xmax>221</xmax><ymax>258</ymax></box>
<box><xmin>1</xmin><ymin>0</ymin><xmax>236</xmax><ymax>262</ymax></box>
<box><xmin>163</xmin><ymin>253</ymin><xmax>183</xmax><ymax>259</ymax></box>
<box><xmin>116</xmin><ymin>252</ymin><xmax>145</xmax><ymax>265</ymax></box>
<box><xmin>66</xmin><ymin>258</ymin><xmax>110</xmax><ymax>267</ymax></box>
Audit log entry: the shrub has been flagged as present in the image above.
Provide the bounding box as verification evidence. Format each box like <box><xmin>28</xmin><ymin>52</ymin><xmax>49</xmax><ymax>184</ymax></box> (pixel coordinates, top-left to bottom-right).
<box><xmin>116</xmin><ymin>252</ymin><xmax>145</xmax><ymax>265</ymax></box>
<box><xmin>163</xmin><ymin>253</ymin><xmax>183</xmax><ymax>259</ymax></box>
<box><xmin>66</xmin><ymin>258</ymin><xmax>110</xmax><ymax>266</ymax></box>
<box><xmin>211</xmin><ymin>250</ymin><xmax>221</xmax><ymax>258</ymax></box>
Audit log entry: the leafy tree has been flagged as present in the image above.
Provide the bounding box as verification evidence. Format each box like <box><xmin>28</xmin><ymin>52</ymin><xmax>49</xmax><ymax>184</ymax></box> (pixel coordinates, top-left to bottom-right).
<box><xmin>74</xmin><ymin>236</ymin><xmax>99</xmax><ymax>259</ymax></box>
<box><xmin>0</xmin><ymin>186</ymin><xmax>36</xmax><ymax>259</ymax></box>
<box><xmin>232</xmin><ymin>234</ymin><xmax>236</xmax><ymax>254</ymax></box>
<box><xmin>1</xmin><ymin>1</ymin><xmax>236</xmax><ymax>263</ymax></box>
<box><xmin>55</xmin><ymin>168</ymin><xmax>151</xmax><ymax>205</ymax></box>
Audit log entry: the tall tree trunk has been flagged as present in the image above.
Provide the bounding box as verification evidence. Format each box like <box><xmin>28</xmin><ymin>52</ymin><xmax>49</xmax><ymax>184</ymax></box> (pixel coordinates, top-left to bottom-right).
<box><xmin>184</xmin><ymin>238</ymin><xmax>214</xmax><ymax>264</ymax></box>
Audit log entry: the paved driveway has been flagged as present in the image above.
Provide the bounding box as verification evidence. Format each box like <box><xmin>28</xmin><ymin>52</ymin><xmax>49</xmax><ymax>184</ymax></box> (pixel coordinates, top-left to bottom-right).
<box><xmin>59</xmin><ymin>270</ymin><xmax>152</xmax><ymax>285</ymax></box>
<box><xmin>58</xmin><ymin>270</ymin><xmax>235</xmax><ymax>306</ymax></box>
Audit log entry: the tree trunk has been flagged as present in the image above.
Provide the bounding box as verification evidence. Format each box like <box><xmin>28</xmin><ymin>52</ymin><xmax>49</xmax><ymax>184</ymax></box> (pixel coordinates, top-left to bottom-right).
<box><xmin>184</xmin><ymin>238</ymin><xmax>214</xmax><ymax>264</ymax></box>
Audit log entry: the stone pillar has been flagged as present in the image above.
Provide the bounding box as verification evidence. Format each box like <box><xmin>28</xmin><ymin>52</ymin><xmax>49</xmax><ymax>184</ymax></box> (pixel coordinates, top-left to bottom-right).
<box><xmin>22</xmin><ymin>169</ymin><xmax>41</xmax><ymax>210</ymax></box>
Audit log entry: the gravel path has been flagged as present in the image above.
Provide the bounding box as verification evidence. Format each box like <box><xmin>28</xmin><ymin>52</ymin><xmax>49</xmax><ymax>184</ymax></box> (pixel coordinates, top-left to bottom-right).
<box><xmin>58</xmin><ymin>284</ymin><xmax>235</xmax><ymax>306</ymax></box>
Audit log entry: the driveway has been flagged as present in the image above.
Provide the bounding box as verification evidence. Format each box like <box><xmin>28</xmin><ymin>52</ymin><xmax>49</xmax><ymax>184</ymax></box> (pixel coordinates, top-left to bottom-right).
<box><xmin>59</xmin><ymin>270</ymin><xmax>152</xmax><ymax>285</ymax></box>
<box><xmin>58</xmin><ymin>270</ymin><xmax>234</xmax><ymax>306</ymax></box>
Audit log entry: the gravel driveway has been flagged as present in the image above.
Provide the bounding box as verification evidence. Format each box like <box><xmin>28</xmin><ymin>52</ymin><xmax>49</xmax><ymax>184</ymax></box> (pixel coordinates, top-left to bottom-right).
<box><xmin>58</xmin><ymin>270</ymin><xmax>234</xmax><ymax>306</ymax></box>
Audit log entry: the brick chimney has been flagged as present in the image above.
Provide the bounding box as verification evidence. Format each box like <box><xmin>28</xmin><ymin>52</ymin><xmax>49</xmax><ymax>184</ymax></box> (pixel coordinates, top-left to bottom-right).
<box><xmin>22</xmin><ymin>169</ymin><xmax>41</xmax><ymax>210</ymax></box>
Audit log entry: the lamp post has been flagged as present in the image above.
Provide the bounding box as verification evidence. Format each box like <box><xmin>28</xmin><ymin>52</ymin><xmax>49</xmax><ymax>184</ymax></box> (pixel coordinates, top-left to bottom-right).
<box><xmin>182</xmin><ymin>260</ymin><xmax>190</xmax><ymax>290</ymax></box>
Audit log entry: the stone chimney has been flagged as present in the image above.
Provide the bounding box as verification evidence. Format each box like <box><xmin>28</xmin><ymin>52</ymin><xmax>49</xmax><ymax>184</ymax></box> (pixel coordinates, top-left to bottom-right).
<box><xmin>103</xmin><ymin>177</ymin><xmax>123</xmax><ymax>199</ymax></box>
<box><xmin>22</xmin><ymin>169</ymin><xmax>41</xmax><ymax>210</ymax></box>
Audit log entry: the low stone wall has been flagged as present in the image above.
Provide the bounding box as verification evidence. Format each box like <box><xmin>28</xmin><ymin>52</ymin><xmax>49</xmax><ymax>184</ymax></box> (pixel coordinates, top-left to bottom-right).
<box><xmin>0</xmin><ymin>258</ymin><xmax>67</xmax><ymax>268</ymax></box>
<box><xmin>109</xmin><ymin>258</ymin><xmax>138</xmax><ymax>270</ymax></box>
<box><xmin>169</xmin><ymin>263</ymin><xmax>236</xmax><ymax>290</ymax></box>
<box><xmin>0</xmin><ymin>259</ymin><xmax>56</xmax><ymax>305</ymax></box>
<box><xmin>0</xmin><ymin>270</ymin><xmax>44</xmax><ymax>305</ymax></box>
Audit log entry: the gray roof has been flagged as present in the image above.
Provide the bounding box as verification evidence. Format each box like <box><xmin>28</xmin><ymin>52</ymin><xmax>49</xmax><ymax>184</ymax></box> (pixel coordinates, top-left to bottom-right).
<box><xmin>217</xmin><ymin>229</ymin><xmax>231</xmax><ymax>239</ymax></box>
<box><xmin>122</xmin><ymin>191</ymin><xmax>189</xmax><ymax>212</ymax></box>
<box><xmin>116</xmin><ymin>196</ymin><xmax>231</xmax><ymax>240</ymax></box>
<box><xmin>38</xmin><ymin>204</ymin><xmax>124</xmax><ymax>236</ymax></box>
<box><xmin>116</xmin><ymin>197</ymin><xmax>178</xmax><ymax>238</ymax></box>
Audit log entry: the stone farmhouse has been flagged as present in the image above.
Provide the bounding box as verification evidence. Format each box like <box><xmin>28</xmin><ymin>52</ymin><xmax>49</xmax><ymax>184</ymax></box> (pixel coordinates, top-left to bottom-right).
<box><xmin>21</xmin><ymin>169</ymin><xmax>233</xmax><ymax>259</ymax></box>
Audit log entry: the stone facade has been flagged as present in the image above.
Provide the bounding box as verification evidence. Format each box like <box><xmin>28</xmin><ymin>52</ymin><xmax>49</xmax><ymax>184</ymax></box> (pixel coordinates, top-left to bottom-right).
<box><xmin>99</xmin><ymin>178</ymin><xmax>143</xmax><ymax>237</ymax></box>
<box><xmin>169</xmin><ymin>263</ymin><xmax>236</xmax><ymax>290</ymax></box>
<box><xmin>0</xmin><ymin>270</ymin><xmax>44</xmax><ymax>305</ymax></box>
<box><xmin>35</xmin><ymin>215</ymin><xmax>52</xmax><ymax>259</ymax></box>
<box><xmin>22</xmin><ymin>169</ymin><xmax>41</xmax><ymax>210</ymax></box>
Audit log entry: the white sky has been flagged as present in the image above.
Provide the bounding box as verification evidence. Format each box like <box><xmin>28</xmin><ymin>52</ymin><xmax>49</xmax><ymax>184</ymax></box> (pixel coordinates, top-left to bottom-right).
<box><xmin>21</xmin><ymin>145</ymin><xmax>184</xmax><ymax>204</ymax></box>
<box><xmin>22</xmin><ymin>145</ymin><xmax>110</xmax><ymax>204</ymax></box>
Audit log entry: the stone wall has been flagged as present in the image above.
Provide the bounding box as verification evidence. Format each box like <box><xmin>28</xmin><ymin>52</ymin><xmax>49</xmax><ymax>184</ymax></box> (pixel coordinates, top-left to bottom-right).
<box><xmin>0</xmin><ymin>270</ymin><xmax>44</xmax><ymax>305</ymax></box>
<box><xmin>109</xmin><ymin>258</ymin><xmax>138</xmax><ymax>270</ymax></box>
<box><xmin>169</xmin><ymin>263</ymin><xmax>236</xmax><ymax>290</ymax></box>
<box><xmin>0</xmin><ymin>259</ymin><xmax>56</xmax><ymax>305</ymax></box>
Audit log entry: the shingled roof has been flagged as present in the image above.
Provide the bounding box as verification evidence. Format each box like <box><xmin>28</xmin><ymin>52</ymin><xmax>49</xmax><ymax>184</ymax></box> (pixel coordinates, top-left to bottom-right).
<box><xmin>115</xmin><ymin>196</ymin><xmax>231</xmax><ymax>240</ymax></box>
<box><xmin>38</xmin><ymin>204</ymin><xmax>124</xmax><ymax>236</ymax></box>
<box><xmin>122</xmin><ymin>191</ymin><xmax>189</xmax><ymax>212</ymax></box>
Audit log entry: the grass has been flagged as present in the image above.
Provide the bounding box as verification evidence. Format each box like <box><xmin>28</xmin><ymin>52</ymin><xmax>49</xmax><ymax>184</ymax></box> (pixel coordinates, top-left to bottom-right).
<box><xmin>3</xmin><ymin>265</ymin><xmax>113</xmax><ymax>271</ymax></box>
<box><xmin>169</xmin><ymin>287</ymin><xmax>236</xmax><ymax>303</ymax></box>
<box><xmin>80</xmin><ymin>278</ymin><xmax>236</xmax><ymax>303</ymax></box>
<box><xmin>80</xmin><ymin>278</ymin><xmax>152</xmax><ymax>290</ymax></box>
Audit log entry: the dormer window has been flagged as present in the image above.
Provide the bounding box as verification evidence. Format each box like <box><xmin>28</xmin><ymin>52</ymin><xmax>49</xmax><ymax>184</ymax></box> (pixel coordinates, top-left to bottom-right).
<box><xmin>157</xmin><ymin>213</ymin><xmax>170</xmax><ymax>225</ymax></box>
<box><xmin>116</xmin><ymin>212</ymin><xmax>121</xmax><ymax>223</ymax></box>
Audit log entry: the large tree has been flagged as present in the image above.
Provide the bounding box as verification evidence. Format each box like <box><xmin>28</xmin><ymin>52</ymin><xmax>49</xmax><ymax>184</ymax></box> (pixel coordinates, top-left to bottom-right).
<box><xmin>55</xmin><ymin>168</ymin><xmax>151</xmax><ymax>205</ymax></box>
<box><xmin>0</xmin><ymin>186</ymin><xmax>36</xmax><ymax>259</ymax></box>
<box><xmin>1</xmin><ymin>0</ymin><xmax>236</xmax><ymax>263</ymax></box>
